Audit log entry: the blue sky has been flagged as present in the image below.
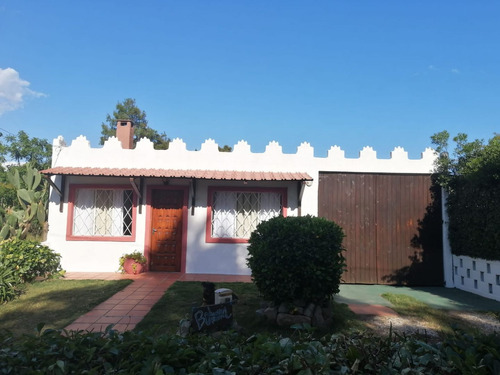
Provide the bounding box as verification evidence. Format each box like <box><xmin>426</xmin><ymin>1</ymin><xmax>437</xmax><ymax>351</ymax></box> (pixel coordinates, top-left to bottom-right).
<box><xmin>1</xmin><ymin>1</ymin><xmax>498</xmax><ymax>158</ymax></box>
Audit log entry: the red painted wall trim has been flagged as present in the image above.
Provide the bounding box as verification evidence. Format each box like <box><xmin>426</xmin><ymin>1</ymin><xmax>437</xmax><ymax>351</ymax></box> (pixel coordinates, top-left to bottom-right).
<box><xmin>205</xmin><ymin>186</ymin><xmax>288</xmax><ymax>244</ymax></box>
<box><xmin>145</xmin><ymin>185</ymin><xmax>189</xmax><ymax>273</ymax></box>
<box><xmin>66</xmin><ymin>184</ymin><xmax>137</xmax><ymax>242</ymax></box>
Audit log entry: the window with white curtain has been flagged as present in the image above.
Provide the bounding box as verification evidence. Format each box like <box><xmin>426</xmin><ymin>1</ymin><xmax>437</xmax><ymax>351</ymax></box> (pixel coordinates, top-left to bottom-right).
<box><xmin>71</xmin><ymin>188</ymin><xmax>134</xmax><ymax>237</ymax></box>
<box><xmin>210</xmin><ymin>189</ymin><xmax>284</xmax><ymax>240</ymax></box>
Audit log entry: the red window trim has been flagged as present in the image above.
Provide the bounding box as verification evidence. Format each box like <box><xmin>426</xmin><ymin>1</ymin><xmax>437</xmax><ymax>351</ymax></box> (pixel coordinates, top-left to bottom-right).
<box><xmin>206</xmin><ymin>186</ymin><xmax>288</xmax><ymax>244</ymax></box>
<box><xmin>66</xmin><ymin>184</ymin><xmax>137</xmax><ymax>242</ymax></box>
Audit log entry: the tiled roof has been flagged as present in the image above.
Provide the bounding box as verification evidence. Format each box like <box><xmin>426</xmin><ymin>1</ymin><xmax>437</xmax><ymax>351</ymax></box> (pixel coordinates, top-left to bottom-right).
<box><xmin>41</xmin><ymin>167</ymin><xmax>313</xmax><ymax>181</ymax></box>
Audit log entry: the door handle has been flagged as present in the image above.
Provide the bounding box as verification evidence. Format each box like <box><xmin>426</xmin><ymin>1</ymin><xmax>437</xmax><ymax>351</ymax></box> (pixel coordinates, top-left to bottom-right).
<box><xmin>152</xmin><ymin>228</ymin><xmax>157</xmax><ymax>233</ymax></box>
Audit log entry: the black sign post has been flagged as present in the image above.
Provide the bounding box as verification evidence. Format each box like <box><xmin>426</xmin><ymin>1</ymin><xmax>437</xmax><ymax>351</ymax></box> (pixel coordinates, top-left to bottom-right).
<box><xmin>191</xmin><ymin>303</ymin><xmax>233</xmax><ymax>332</ymax></box>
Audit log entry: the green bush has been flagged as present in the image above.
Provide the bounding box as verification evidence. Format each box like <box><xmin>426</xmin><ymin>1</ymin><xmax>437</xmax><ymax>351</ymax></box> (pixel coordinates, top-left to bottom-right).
<box><xmin>0</xmin><ymin>267</ymin><xmax>21</xmax><ymax>303</ymax></box>
<box><xmin>247</xmin><ymin>215</ymin><xmax>346</xmax><ymax>305</ymax></box>
<box><xmin>0</xmin><ymin>239</ymin><xmax>63</xmax><ymax>283</ymax></box>
<box><xmin>0</xmin><ymin>327</ymin><xmax>497</xmax><ymax>374</ymax></box>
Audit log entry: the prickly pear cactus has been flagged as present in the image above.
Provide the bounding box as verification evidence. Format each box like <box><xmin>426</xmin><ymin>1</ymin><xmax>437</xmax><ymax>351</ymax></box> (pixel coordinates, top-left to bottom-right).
<box><xmin>0</xmin><ymin>165</ymin><xmax>48</xmax><ymax>240</ymax></box>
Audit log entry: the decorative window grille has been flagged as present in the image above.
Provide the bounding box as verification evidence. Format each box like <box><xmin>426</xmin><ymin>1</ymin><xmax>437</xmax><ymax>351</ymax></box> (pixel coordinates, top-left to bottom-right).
<box><xmin>211</xmin><ymin>191</ymin><xmax>282</xmax><ymax>239</ymax></box>
<box><xmin>73</xmin><ymin>189</ymin><xmax>133</xmax><ymax>237</ymax></box>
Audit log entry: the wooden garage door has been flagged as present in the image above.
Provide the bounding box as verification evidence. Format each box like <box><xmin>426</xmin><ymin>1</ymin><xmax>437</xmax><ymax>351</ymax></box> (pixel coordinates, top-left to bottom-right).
<box><xmin>318</xmin><ymin>173</ymin><xmax>443</xmax><ymax>286</ymax></box>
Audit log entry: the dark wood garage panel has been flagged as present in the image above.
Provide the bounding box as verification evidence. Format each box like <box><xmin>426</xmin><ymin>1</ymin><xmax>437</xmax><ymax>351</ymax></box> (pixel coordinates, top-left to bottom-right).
<box><xmin>318</xmin><ymin>173</ymin><xmax>443</xmax><ymax>286</ymax></box>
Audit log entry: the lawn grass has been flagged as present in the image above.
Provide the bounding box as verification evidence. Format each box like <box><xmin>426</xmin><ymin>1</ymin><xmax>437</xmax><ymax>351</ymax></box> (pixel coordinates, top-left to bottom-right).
<box><xmin>0</xmin><ymin>278</ymin><xmax>132</xmax><ymax>337</ymax></box>
<box><xmin>135</xmin><ymin>281</ymin><xmax>362</xmax><ymax>336</ymax></box>
<box><xmin>381</xmin><ymin>292</ymin><xmax>487</xmax><ymax>335</ymax></box>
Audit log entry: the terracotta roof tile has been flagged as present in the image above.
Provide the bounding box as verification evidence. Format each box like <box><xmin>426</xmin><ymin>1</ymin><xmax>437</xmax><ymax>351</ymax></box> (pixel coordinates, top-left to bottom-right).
<box><xmin>41</xmin><ymin>167</ymin><xmax>313</xmax><ymax>181</ymax></box>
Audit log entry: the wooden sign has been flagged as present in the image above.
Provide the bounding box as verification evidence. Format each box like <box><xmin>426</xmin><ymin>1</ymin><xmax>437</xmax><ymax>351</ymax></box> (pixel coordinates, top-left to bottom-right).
<box><xmin>191</xmin><ymin>303</ymin><xmax>233</xmax><ymax>332</ymax></box>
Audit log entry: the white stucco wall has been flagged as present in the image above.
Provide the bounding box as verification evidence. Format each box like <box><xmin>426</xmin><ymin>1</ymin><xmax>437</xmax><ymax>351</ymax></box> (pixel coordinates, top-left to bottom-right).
<box><xmin>450</xmin><ymin>255</ymin><xmax>500</xmax><ymax>302</ymax></box>
<box><xmin>441</xmin><ymin>191</ymin><xmax>500</xmax><ymax>301</ymax></box>
<box><xmin>45</xmin><ymin>135</ymin><xmax>436</xmax><ymax>274</ymax></box>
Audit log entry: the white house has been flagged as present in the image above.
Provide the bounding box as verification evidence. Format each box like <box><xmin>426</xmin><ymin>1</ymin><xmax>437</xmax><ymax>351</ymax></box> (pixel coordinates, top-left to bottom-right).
<box><xmin>42</xmin><ymin>121</ymin><xmax>438</xmax><ymax>279</ymax></box>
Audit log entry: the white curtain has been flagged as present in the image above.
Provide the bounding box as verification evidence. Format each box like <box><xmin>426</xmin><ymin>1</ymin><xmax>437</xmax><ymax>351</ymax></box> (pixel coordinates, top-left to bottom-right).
<box><xmin>73</xmin><ymin>189</ymin><xmax>126</xmax><ymax>236</ymax></box>
<box><xmin>211</xmin><ymin>191</ymin><xmax>283</xmax><ymax>239</ymax></box>
<box><xmin>212</xmin><ymin>191</ymin><xmax>237</xmax><ymax>238</ymax></box>
<box><xmin>236</xmin><ymin>193</ymin><xmax>258</xmax><ymax>238</ymax></box>
<box><xmin>73</xmin><ymin>189</ymin><xmax>95</xmax><ymax>236</ymax></box>
<box><xmin>259</xmin><ymin>192</ymin><xmax>282</xmax><ymax>222</ymax></box>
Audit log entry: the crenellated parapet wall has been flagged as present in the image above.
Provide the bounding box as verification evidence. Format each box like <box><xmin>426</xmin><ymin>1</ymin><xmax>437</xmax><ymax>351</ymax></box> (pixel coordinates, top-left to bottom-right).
<box><xmin>51</xmin><ymin>135</ymin><xmax>437</xmax><ymax>174</ymax></box>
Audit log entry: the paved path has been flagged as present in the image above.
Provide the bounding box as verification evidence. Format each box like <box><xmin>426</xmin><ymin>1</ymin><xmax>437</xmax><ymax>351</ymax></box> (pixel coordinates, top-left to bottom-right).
<box><xmin>67</xmin><ymin>273</ymin><xmax>474</xmax><ymax>333</ymax></box>
<box><xmin>64</xmin><ymin>272</ymin><xmax>251</xmax><ymax>332</ymax></box>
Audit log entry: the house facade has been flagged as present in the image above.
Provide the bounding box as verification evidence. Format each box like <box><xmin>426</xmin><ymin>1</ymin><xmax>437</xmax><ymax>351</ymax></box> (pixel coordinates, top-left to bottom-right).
<box><xmin>42</xmin><ymin>121</ymin><xmax>438</xmax><ymax>279</ymax></box>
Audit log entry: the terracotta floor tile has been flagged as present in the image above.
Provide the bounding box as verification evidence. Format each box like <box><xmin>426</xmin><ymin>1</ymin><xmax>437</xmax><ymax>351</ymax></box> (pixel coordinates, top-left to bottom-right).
<box><xmin>106</xmin><ymin>309</ymin><xmax>132</xmax><ymax>317</ymax></box>
<box><xmin>148</xmin><ymin>291</ymin><xmax>166</xmax><ymax>297</ymax></box>
<box><xmin>141</xmin><ymin>296</ymin><xmax>161</xmax><ymax>302</ymax></box>
<box><xmin>83</xmin><ymin>309</ymin><xmax>109</xmax><ymax>317</ymax></box>
<box><xmin>95</xmin><ymin>301</ymin><xmax>120</xmax><ymax>309</ymax></box>
<box><xmin>113</xmin><ymin>292</ymin><xmax>135</xmax><ymax>299</ymax></box>
<box><xmin>132</xmin><ymin>304</ymin><xmax>154</xmax><ymax>311</ymax></box>
<box><xmin>128</xmin><ymin>309</ymin><xmax>150</xmax><ymax>317</ymax></box>
<box><xmin>73</xmin><ymin>315</ymin><xmax>100</xmax><ymax>324</ymax></box>
<box><xmin>116</xmin><ymin>300</ymin><xmax>140</xmax><ymax>306</ymax></box>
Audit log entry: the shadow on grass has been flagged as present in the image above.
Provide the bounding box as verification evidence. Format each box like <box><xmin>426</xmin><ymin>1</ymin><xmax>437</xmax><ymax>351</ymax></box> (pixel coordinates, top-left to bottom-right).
<box><xmin>135</xmin><ymin>281</ymin><xmax>363</xmax><ymax>337</ymax></box>
<box><xmin>0</xmin><ymin>279</ymin><xmax>132</xmax><ymax>337</ymax></box>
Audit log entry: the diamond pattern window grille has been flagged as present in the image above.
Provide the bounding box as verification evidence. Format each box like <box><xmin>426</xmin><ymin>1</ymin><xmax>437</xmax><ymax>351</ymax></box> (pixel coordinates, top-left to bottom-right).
<box><xmin>73</xmin><ymin>189</ymin><xmax>133</xmax><ymax>237</ymax></box>
<box><xmin>121</xmin><ymin>190</ymin><xmax>133</xmax><ymax>235</ymax></box>
<box><xmin>212</xmin><ymin>191</ymin><xmax>282</xmax><ymax>239</ymax></box>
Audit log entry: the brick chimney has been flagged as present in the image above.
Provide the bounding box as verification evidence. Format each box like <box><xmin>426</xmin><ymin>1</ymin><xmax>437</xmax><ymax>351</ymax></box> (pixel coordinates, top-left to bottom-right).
<box><xmin>116</xmin><ymin>119</ymin><xmax>134</xmax><ymax>149</ymax></box>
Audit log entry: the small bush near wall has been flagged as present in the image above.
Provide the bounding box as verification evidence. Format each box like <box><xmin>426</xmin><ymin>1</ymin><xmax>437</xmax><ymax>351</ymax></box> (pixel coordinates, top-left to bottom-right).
<box><xmin>247</xmin><ymin>215</ymin><xmax>346</xmax><ymax>305</ymax></box>
<box><xmin>0</xmin><ymin>239</ymin><xmax>63</xmax><ymax>283</ymax></box>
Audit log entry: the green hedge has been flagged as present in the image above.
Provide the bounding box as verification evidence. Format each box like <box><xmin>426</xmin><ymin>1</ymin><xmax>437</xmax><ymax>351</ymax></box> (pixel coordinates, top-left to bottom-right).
<box><xmin>445</xmin><ymin>137</ymin><xmax>500</xmax><ymax>261</ymax></box>
<box><xmin>0</xmin><ymin>327</ymin><xmax>499</xmax><ymax>374</ymax></box>
<box><xmin>247</xmin><ymin>215</ymin><xmax>346</xmax><ymax>305</ymax></box>
<box><xmin>447</xmin><ymin>175</ymin><xmax>500</xmax><ymax>260</ymax></box>
<box><xmin>432</xmin><ymin>132</ymin><xmax>500</xmax><ymax>261</ymax></box>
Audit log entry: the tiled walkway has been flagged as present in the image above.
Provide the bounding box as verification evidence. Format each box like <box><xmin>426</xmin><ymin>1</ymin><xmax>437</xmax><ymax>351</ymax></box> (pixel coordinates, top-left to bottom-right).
<box><xmin>64</xmin><ymin>272</ymin><xmax>252</xmax><ymax>332</ymax></box>
<box><xmin>63</xmin><ymin>272</ymin><xmax>399</xmax><ymax>333</ymax></box>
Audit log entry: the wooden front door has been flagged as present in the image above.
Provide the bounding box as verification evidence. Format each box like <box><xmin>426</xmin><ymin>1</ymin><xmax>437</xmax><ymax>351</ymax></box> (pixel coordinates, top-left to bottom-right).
<box><xmin>150</xmin><ymin>189</ymin><xmax>184</xmax><ymax>272</ymax></box>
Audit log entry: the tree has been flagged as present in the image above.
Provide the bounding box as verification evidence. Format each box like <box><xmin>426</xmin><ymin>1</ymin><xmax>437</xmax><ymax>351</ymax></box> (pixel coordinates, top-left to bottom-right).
<box><xmin>431</xmin><ymin>130</ymin><xmax>490</xmax><ymax>188</ymax></box>
<box><xmin>0</xmin><ymin>131</ymin><xmax>51</xmax><ymax>171</ymax></box>
<box><xmin>100</xmin><ymin>98</ymin><xmax>170</xmax><ymax>149</ymax></box>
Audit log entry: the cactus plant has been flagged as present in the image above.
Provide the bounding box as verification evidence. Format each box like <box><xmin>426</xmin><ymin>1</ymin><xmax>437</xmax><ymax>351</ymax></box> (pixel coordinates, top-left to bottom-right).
<box><xmin>0</xmin><ymin>165</ymin><xmax>48</xmax><ymax>240</ymax></box>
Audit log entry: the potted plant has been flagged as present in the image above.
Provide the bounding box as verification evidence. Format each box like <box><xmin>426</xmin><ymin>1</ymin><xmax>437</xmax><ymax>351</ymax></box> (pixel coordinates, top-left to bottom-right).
<box><xmin>119</xmin><ymin>251</ymin><xmax>147</xmax><ymax>274</ymax></box>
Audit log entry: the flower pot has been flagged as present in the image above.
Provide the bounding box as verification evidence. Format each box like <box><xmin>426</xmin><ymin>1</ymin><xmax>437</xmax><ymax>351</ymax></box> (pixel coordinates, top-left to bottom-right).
<box><xmin>123</xmin><ymin>258</ymin><xmax>145</xmax><ymax>274</ymax></box>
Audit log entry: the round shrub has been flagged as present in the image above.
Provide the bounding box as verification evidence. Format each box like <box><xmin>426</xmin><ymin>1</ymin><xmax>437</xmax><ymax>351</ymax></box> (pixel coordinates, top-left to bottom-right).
<box><xmin>247</xmin><ymin>215</ymin><xmax>346</xmax><ymax>305</ymax></box>
<box><xmin>0</xmin><ymin>239</ymin><xmax>63</xmax><ymax>283</ymax></box>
